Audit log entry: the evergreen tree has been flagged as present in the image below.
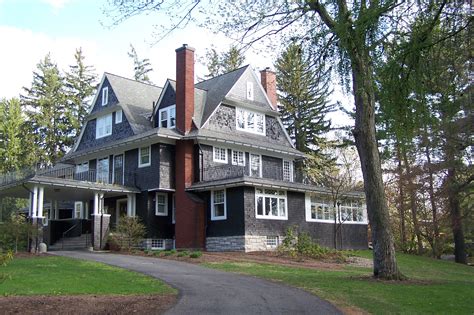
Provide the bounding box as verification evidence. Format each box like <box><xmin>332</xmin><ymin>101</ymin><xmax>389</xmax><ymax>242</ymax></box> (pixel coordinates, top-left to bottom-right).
<box><xmin>127</xmin><ymin>44</ymin><xmax>153</xmax><ymax>83</ymax></box>
<box><xmin>21</xmin><ymin>54</ymin><xmax>69</xmax><ymax>166</ymax></box>
<box><xmin>65</xmin><ymin>48</ymin><xmax>98</xmax><ymax>137</ymax></box>
<box><xmin>275</xmin><ymin>43</ymin><xmax>334</xmax><ymax>155</ymax></box>
<box><xmin>0</xmin><ymin>98</ymin><xmax>34</xmax><ymax>172</ymax></box>
<box><xmin>204</xmin><ymin>45</ymin><xmax>245</xmax><ymax>78</ymax></box>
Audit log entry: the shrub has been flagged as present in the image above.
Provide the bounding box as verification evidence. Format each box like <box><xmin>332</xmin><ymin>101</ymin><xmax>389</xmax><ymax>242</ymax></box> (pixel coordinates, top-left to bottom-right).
<box><xmin>109</xmin><ymin>216</ymin><xmax>146</xmax><ymax>252</ymax></box>
<box><xmin>177</xmin><ymin>250</ymin><xmax>189</xmax><ymax>257</ymax></box>
<box><xmin>163</xmin><ymin>249</ymin><xmax>176</xmax><ymax>256</ymax></box>
<box><xmin>189</xmin><ymin>251</ymin><xmax>202</xmax><ymax>258</ymax></box>
<box><xmin>279</xmin><ymin>225</ymin><xmax>345</xmax><ymax>261</ymax></box>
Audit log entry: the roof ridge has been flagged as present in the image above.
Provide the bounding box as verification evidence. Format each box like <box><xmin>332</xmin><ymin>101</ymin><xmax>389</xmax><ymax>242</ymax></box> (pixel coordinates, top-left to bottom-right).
<box><xmin>104</xmin><ymin>72</ymin><xmax>162</xmax><ymax>89</ymax></box>
<box><xmin>196</xmin><ymin>64</ymin><xmax>250</xmax><ymax>86</ymax></box>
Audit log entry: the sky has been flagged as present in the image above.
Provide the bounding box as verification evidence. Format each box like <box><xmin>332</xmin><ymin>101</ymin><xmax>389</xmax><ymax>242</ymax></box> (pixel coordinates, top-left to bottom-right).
<box><xmin>0</xmin><ymin>0</ymin><xmax>353</xmax><ymax>128</ymax></box>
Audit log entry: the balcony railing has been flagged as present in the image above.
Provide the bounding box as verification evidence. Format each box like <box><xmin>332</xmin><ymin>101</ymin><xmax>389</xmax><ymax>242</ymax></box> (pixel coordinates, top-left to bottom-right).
<box><xmin>0</xmin><ymin>165</ymin><xmax>134</xmax><ymax>188</ymax></box>
<box><xmin>200</xmin><ymin>164</ymin><xmax>304</xmax><ymax>183</ymax></box>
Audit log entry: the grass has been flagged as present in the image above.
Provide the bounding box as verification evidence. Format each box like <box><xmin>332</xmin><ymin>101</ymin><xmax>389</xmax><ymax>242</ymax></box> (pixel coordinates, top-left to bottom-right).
<box><xmin>0</xmin><ymin>255</ymin><xmax>176</xmax><ymax>296</ymax></box>
<box><xmin>203</xmin><ymin>250</ymin><xmax>474</xmax><ymax>314</ymax></box>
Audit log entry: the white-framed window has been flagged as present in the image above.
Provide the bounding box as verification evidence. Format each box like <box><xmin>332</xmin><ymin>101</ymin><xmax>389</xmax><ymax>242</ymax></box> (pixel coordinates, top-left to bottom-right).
<box><xmin>340</xmin><ymin>200</ymin><xmax>365</xmax><ymax>223</ymax></box>
<box><xmin>159</xmin><ymin>105</ymin><xmax>176</xmax><ymax>129</ymax></box>
<box><xmin>139</xmin><ymin>146</ymin><xmax>151</xmax><ymax>167</ymax></box>
<box><xmin>115</xmin><ymin>109</ymin><xmax>123</xmax><ymax>124</ymax></box>
<box><xmin>96</xmin><ymin>157</ymin><xmax>109</xmax><ymax>183</ymax></box>
<box><xmin>96</xmin><ymin>113</ymin><xmax>112</xmax><ymax>139</ymax></box>
<box><xmin>250</xmin><ymin>154</ymin><xmax>262</xmax><ymax>177</ymax></box>
<box><xmin>236</xmin><ymin>108</ymin><xmax>265</xmax><ymax>135</ymax></box>
<box><xmin>151</xmin><ymin>239</ymin><xmax>165</xmax><ymax>250</ymax></box>
<box><xmin>75</xmin><ymin>162</ymin><xmax>89</xmax><ymax>174</ymax></box>
<box><xmin>74</xmin><ymin>201</ymin><xmax>83</xmax><ymax>219</ymax></box>
<box><xmin>255</xmin><ymin>188</ymin><xmax>287</xmax><ymax>220</ymax></box>
<box><xmin>266</xmin><ymin>236</ymin><xmax>278</xmax><ymax>247</ymax></box>
<box><xmin>231</xmin><ymin>150</ymin><xmax>245</xmax><ymax>166</ymax></box>
<box><xmin>211</xmin><ymin>189</ymin><xmax>226</xmax><ymax>220</ymax></box>
<box><xmin>155</xmin><ymin>192</ymin><xmax>168</xmax><ymax>216</ymax></box>
<box><xmin>283</xmin><ymin>160</ymin><xmax>293</xmax><ymax>182</ymax></box>
<box><xmin>102</xmin><ymin>87</ymin><xmax>108</xmax><ymax>106</ymax></box>
<box><xmin>246</xmin><ymin>82</ymin><xmax>254</xmax><ymax>100</ymax></box>
<box><xmin>213</xmin><ymin>147</ymin><xmax>228</xmax><ymax>163</ymax></box>
<box><xmin>309</xmin><ymin>197</ymin><xmax>336</xmax><ymax>222</ymax></box>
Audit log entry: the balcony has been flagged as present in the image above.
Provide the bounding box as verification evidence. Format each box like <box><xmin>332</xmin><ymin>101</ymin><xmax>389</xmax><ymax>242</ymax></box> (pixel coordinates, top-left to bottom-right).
<box><xmin>199</xmin><ymin>164</ymin><xmax>304</xmax><ymax>183</ymax></box>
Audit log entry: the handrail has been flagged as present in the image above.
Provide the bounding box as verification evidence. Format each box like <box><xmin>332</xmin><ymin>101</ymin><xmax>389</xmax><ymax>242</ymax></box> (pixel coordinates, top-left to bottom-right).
<box><xmin>62</xmin><ymin>220</ymin><xmax>82</xmax><ymax>250</ymax></box>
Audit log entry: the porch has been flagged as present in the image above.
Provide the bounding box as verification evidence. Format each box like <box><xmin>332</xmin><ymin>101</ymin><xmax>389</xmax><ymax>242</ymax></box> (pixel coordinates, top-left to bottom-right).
<box><xmin>0</xmin><ymin>166</ymin><xmax>140</xmax><ymax>251</ymax></box>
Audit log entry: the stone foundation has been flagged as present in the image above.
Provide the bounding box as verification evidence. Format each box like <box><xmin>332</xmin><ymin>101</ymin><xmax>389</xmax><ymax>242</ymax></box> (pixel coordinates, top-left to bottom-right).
<box><xmin>92</xmin><ymin>214</ymin><xmax>110</xmax><ymax>250</ymax></box>
<box><xmin>206</xmin><ymin>235</ymin><xmax>283</xmax><ymax>252</ymax></box>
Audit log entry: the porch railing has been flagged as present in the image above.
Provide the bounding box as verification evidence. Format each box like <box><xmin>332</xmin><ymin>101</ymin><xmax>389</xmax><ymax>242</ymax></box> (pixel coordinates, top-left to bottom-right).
<box><xmin>0</xmin><ymin>168</ymin><xmax>35</xmax><ymax>187</ymax></box>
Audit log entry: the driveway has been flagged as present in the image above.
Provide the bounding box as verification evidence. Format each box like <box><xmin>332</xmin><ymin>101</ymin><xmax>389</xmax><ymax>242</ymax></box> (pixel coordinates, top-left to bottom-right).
<box><xmin>53</xmin><ymin>251</ymin><xmax>341</xmax><ymax>315</ymax></box>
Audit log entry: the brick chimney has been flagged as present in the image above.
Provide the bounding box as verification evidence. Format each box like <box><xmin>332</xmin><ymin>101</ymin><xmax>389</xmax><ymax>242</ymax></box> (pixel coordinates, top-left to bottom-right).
<box><xmin>174</xmin><ymin>44</ymin><xmax>205</xmax><ymax>250</ymax></box>
<box><xmin>260</xmin><ymin>67</ymin><xmax>277</xmax><ymax>110</ymax></box>
<box><xmin>175</xmin><ymin>44</ymin><xmax>195</xmax><ymax>134</ymax></box>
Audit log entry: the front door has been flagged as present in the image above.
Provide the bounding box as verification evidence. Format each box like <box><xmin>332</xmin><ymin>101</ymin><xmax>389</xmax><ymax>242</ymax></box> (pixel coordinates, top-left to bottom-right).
<box><xmin>113</xmin><ymin>154</ymin><xmax>124</xmax><ymax>185</ymax></box>
<box><xmin>115</xmin><ymin>199</ymin><xmax>128</xmax><ymax>227</ymax></box>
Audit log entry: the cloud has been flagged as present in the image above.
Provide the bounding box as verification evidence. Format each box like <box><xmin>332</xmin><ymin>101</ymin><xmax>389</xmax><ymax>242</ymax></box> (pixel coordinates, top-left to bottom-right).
<box><xmin>41</xmin><ymin>0</ymin><xmax>71</xmax><ymax>11</ymax></box>
<box><xmin>0</xmin><ymin>26</ymin><xmax>124</xmax><ymax>99</ymax></box>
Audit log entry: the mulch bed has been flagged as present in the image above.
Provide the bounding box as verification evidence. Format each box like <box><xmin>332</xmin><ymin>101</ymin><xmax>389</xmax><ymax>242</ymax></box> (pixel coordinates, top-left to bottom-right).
<box><xmin>0</xmin><ymin>294</ymin><xmax>177</xmax><ymax>315</ymax></box>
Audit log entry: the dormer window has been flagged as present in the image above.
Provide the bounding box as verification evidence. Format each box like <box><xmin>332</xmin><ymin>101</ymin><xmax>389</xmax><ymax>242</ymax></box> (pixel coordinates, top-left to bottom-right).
<box><xmin>96</xmin><ymin>113</ymin><xmax>112</xmax><ymax>139</ymax></box>
<box><xmin>236</xmin><ymin>108</ymin><xmax>265</xmax><ymax>135</ymax></box>
<box><xmin>283</xmin><ymin>160</ymin><xmax>293</xmax><ymax>182</ymax></box>
<box><xmin>159</xmin><ymin>105</ymin><xmax>176</xmax><ymax>129</ymax></box>
<box><xmin>246</xmin><ymin>82</ymin><xmax>254</xmax><ymax>100</ymax></box>
<box><xmin>101</xmin><ymin>87</ymin><xmax>109</xmax><ymax>106</ymax></box>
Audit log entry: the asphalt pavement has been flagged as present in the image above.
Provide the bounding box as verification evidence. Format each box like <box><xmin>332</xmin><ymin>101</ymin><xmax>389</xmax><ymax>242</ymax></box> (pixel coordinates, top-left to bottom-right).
<box><xmin>53</xmin><ymin>251</ymin><xmax>341</xmax><ymax>315</ymax></box>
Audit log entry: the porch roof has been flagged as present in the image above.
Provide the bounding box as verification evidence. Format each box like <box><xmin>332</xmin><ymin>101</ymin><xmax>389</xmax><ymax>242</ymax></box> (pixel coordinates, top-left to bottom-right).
<box><xmin>187</xmin><ymin>176</ymin><xmax>365</xmax><ymax>198</ymax></box>
<box><xmin>0</xmin><ymin>175</ymin><xmax>139</xmax><ymax>200</ymax></box>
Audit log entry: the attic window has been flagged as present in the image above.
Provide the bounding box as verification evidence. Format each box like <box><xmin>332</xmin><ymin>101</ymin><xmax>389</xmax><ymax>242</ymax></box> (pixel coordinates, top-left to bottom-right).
<box><xmin>236</xmin><ymin>108</ymin><xmax>265</xmax><ymax>135</ymax></box>
<box><xmin>159</xmin><ymin>105</ymin><xmax>176</xmax><ymax>129</ymax></box>
<box><xmin>115</xmin><ymin>110</ymin><xmax>123</xmax><ymax>124</ymax></box>
<box><xmin>246</xmin><ymin>82</ymin><xmax>254</xmax><ymax>100</ymax></box>
<box><xmin>96</xmin><ymin>113</ymin><xmax>112</xmax><ymax>139</ymax></box>
<box><xmin>102</xmin><ymin>87</ymin><xmax>109</xmax><ymax>106</ymax></box>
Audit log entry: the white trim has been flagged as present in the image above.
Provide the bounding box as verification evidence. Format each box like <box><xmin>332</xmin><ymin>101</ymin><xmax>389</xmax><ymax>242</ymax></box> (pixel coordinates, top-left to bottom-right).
<box><xmin>213</xmin><ymin>146</ymin><xmax>228</xmax><ymax>164</ymax></box>
<box><xmin>96</xmin><ymin>157</ymin><xmax>110</xmax><ymax>184</ymax></box>
<box><xmin>171</xmin><ymin>194</ymin><xmax>176</xmax><ymax>224</ymax></box>
<box><xmin>74</xmin><ymin>201</ymin><xmax>83</xmax><ymax>219</ymax></box>
<box><xmin>255</xmin><ymin>188</ymin><xmax>288</xmax><ymax>220</ymax></box>
<box><xmin>138</xmin><ymin>146</ymin><xmax>151</xmax><ymax>168</ymax></box>
<box><xmin>155</xmin><ymin>192</ymin><xmax>168</xmax><ymax>216</ymax></box>
<box><xmin>304</xmin><ymin>193</ymin><xmax>368</xmax><ymax>224</ymax></box>
<box><xmin>101</xmin><ymin>87</ymin><xmax>109</xmax><ymax>106</ymax></box>
<box><xmin>249</xmin><ymin>153</ymin><xmax>262</xmax><ymax>178</ymax></box>
<box><xmin>96</xmin><ymin>113</ymin><xmax>112</xmax><ymax>139</ymax></box>
<box><xmin>283</xmin><ymin>160</ymin><xmax>293</xmax><ymax>182</ymax></box>
<box><xmin>115</xmin><ymin>109</ymin><xmax>123</xmax><ymax>124</ymax></box>
<box><xmin>231</xmin><ymin>149</ymin><xmax>246</xmax><ymax>166</ymax></box>
<box><xmin>158</xmin><ymin>105</ymin><xmax>176</xmax><ymax>129</ymax></box>
<box><xmin>211</xmin><ymin>189</ymin><xmax>227</xmax><ymax>220</ymax></box>
<box><xmin>236</xmin><ymin>107</ymin><xmax>266</xmax><ymax>135</ymax></box>
<box><xmin>112</xmin><ymin>153</ymin><xmax>124</xmax><ymax>184</ymax></box>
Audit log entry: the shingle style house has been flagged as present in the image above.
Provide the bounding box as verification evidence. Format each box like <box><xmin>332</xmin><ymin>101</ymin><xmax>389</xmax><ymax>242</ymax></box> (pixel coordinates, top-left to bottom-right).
<box><xmin>0</xmin><ymin>45</ymin><xmax>368</xmax><ymax>252</ymax></box>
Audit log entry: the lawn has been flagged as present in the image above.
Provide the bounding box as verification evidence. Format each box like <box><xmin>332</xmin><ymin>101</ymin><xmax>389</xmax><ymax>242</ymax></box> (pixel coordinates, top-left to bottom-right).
<box><xmin>204</xmin><ymin>251</ymin><xmax>474</xmax><ymax>314</ymax></box>
<box><xmin>0</xmin><ymin>255</ymin><xmax>176</xmax><ymax>296</ymax></box>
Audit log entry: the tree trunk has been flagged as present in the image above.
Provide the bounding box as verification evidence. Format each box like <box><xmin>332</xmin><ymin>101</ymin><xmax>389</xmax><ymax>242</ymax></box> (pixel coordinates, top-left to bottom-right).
<box><xmin>423</xmin><ymin>127</ymin><xmax>440</xmax><ymax>258</ymax></box>
<box><xmin>447</xmin><ymin>166</ymin><xmax>466</xmax><ymax>264</ymax></box>
<box><xmin>402</xmin><ymin>148</ymin><xmax>423</xmax><ymax>255</ymax></box>
<box><xmin>396</xmin><ymin>143</ymin><xmax>407</xmax><ymax>251</ymax></box>
<box><xmin>350</xmin><ymin>48</ymin><xmax>402</xmax><ymax>279</ymax></box>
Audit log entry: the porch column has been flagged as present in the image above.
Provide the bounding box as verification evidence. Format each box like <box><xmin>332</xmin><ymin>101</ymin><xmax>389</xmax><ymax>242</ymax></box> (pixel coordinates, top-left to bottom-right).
<box><xmin>37</xmin><ymin>186</ymin><xmax>44</xmax><ymax>218</ymax></box>
<box><xmin>93</xmin><ymin>192</ymin><xmax>99</xmax><ymax>215</ymax></box>
<box><xmin>99</xmin><ymin>193</ymin><xmax>104</xmax><ymax>214</ymax></box>
<box><xmin>85</xmin><ymin>201</ymin><xmax>89</xmax><ymax>219</ymax></box>
<box><xmin>54</xmin><ymin>200</ymin><xmax>59</xmax><ymax>219</ymax></box>
<box><xmin>31</xmin><ymin>185</ymin><xmax>38</xmax><ymax>218</ymax></box>
<box><xmin>127</xmin><ymin>193</ymin><xmax>135</xmax><ymax>217</ymax></box>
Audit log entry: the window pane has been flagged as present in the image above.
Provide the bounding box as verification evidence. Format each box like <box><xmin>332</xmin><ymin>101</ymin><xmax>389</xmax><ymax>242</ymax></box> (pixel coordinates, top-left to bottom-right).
<box><xmin>271</xmin><ymin>198</ymin><xmax>278</xmax><ymax>216</ymax></box>
<box><xmin>170</xmin><ymin>107</ymin><xmax>176</xmax><ymax>127</ymax></box>
<box><xmin>279</xmin><ymin>198</ymin><xmax>286</xmax><ymax>217</ymax></box>
<box><xmin>257</xmin><ymin>197</ymin><xmax>263</xmax><ymax>215</ymax></box>
<box><xmin>214</xmin><ymin>204</ymin><xmax>225</xmax><ymax>217</ymax></box>
<box><xmin>311</xmin><ymin>204</ymin><xmax>317</xmax><ymax>219</ymax></box>
<box><xmin>246</xmin><ymin>112</ymin><xmax>255</xmax><ymax>130</ymax></box>
<box><xmin>214</xmin><ymin>190</ymin><xmax>224</xmax><ymax>203</ymax></box>
<box><xmin>265</xmin><ymin>197</ymin><xmax>271</xmax><ymax>215</ymax></box>
<box><xmin>250</xmin><ymin>154</ymin><xmax>260</xmax><ymax>177</ymax></box>
<box><xmin>256</xmin><ymin>114</ymin><xmax>264</xmax><ymax>133</ymax></box>
<box><xmin>236</xmin><ymin>109</ymin><xmax>245</xmax><ymax>129</ymax></box>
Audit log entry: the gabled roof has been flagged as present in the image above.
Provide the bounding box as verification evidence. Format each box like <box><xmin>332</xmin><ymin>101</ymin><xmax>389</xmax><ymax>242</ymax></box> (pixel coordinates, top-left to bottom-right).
<box><xmin>195</xmin><ymin>65</ymin><xmax>249</xmax><ymax>127</ymax></box>
<box><xmin>105</xmin><ymin>73</ymin><xmax>163</xmax><ymax>134</ymax></box>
